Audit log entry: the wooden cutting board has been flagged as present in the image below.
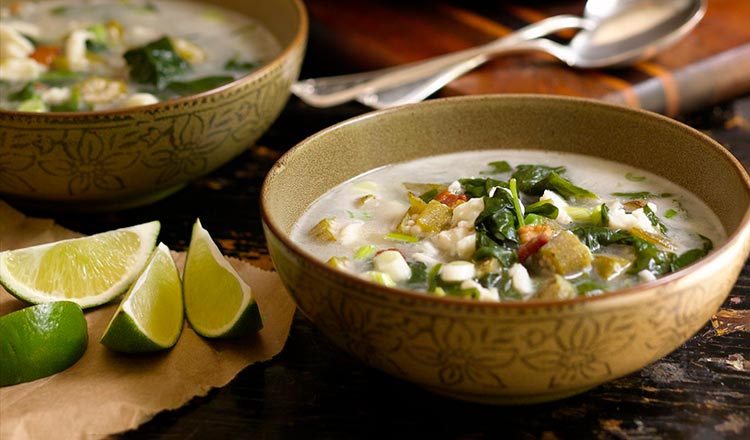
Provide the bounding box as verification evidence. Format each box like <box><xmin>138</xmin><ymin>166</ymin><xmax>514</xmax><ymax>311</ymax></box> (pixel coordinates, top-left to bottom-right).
<box><xmin>303</xmin><ymin>0</ymin><xmax>750</xmax><ymax>116</ymax></box>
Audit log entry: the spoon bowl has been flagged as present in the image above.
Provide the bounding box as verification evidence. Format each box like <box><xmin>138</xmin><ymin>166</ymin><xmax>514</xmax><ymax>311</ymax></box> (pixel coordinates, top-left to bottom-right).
<box><xmin>569</xmin><ymin>0</ymin><xmax>706</xmax><ymax>68</ymax></box>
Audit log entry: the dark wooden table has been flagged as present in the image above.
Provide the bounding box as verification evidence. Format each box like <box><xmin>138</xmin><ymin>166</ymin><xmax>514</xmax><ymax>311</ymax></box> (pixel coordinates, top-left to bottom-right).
<box><xmin>37</xmin><ymin>4</ymin><xmax>750</xmax><ymax>439</ymax></box>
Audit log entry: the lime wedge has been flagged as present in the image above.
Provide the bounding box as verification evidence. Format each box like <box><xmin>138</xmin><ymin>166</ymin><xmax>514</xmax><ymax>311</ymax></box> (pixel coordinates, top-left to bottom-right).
<box><xmin>183</xmin><ymin>219</ymin><xmax>262</xmax><ymax>338</ymax></box>
<box><xmin>0</xmin><ymin>301</ymin><xmax>88</xmax><ymax>386</ymax></box>
<box><xmin>100</xmin><ymin>243</ymin><xmax>184</xmax><ymax>353</ymax></box>
<box><xmin>0</xmin><ymin>221</ymin><xmax>160</xmax><ymax>309</ymax></box>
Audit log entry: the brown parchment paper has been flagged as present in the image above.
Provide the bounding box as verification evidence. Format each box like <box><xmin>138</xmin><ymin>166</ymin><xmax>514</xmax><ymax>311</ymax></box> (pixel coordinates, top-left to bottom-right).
<box><xmin>0</xmin><ymin>201</ymin><xmax>296</xmax><ymax>439</ymax></box>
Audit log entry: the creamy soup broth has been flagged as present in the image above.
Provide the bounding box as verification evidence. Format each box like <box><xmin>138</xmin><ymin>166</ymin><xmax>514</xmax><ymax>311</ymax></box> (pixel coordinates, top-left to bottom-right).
<box><xmin>0</xmin><ymin>0</ymin><xmax>281</xmax><ymax>111</ymax></box>
<box><xmin>292</xmin><ymin>150</ymin><xmax>726</xmax><ymax>301</ymax></box>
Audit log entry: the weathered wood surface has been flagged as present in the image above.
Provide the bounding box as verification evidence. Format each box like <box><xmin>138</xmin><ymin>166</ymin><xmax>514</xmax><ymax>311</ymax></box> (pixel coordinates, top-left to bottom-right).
<box><xmin>34</xmin><ymin>1</ymin><xmax>750</xmax><ymax>437</ymax></box>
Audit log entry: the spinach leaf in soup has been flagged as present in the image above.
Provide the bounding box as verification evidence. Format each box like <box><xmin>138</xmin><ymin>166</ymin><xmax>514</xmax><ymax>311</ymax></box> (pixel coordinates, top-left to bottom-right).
<box><xmin>512</xmin><ymin>165</ymin><xmax>597</xmax><ymax>199</ymax></box>
<box><xmin>459</xmin><ymin>177</ymin><xmax>507</xmax><ymax>198</ymax></box>
<box><xmin>124</xmin><ymin>37</ymin><xmax>191</xmax><ymax>89</ymax></box>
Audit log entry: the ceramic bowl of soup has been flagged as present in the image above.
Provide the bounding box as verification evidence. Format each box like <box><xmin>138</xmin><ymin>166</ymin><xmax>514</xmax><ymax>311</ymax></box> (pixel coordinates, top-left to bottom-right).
<box><xmin>261</xmin><ymin>94</ymin><xmax>750</xmax><ymax>404</ymax></box>
<box><xmin>0</xmin><ymin>0</ymin><xmax>307</xmax><ymax>210</ymax></box>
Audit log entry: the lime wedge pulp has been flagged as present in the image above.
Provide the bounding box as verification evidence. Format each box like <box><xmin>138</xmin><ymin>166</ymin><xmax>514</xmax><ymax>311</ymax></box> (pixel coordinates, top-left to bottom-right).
<box><xmin>100</xmin><ymin>243</ymin><xmax>184</xmax><ymax>353</ymax></box>
<box><xmin>0</xmin><ymin>221</ymin><xmax>160</xmax><ymax>309</ymax></box>
<box><xmin>183</xmin><ymin>219</ymin><xmax>262</xmax><ymax>338</ymax></box>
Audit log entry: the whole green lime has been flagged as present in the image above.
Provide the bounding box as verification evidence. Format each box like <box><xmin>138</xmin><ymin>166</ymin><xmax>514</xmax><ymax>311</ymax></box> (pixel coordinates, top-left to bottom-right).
<box><xmin>0</xmin><ymin>301</ymin><xmax>88</xmax><ymax>386</ymax></box>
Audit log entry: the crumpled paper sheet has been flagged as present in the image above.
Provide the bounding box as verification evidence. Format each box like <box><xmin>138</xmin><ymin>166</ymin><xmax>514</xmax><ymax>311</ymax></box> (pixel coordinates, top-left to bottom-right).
<box><xmin>0</xmin><ymin>201</ymin><xmax>296</xmax><ymax>439</ymax></box>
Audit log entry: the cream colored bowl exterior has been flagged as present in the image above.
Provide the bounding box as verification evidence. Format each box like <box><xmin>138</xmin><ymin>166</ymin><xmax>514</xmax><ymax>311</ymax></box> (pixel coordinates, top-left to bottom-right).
<box><xmin>0</xmin><ymin>0</ymin><xmax>307</xmax><ymax>210</ymax></box>
<box><xmin>262</xmin><ymin>95</ymin><xmax>750</xmax><ymax>404</ymax></box>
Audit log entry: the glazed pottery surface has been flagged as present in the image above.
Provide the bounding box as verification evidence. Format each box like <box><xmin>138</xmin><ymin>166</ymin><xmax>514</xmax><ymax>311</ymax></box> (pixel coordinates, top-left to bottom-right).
<box><xmin>261</xmin><ymin>95</ymin><xmax>750</xmax><ymax>404</ymax></box>
<box><xmin>0</xmin><ymin>0</ymin><xmax>307</xmax><ymax>211</ymax></box>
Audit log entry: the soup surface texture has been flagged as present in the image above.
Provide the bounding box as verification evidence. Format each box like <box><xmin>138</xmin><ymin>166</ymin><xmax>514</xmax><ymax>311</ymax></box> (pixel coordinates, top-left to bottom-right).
<box><xmin>292</xmin><ymin>150</ymin><xmax>726</xmax><ymax>301</ymax></box>
<box><xmin>0</xmin><ymin>0</ymin><xmax>281</xmax><ymax>111</ymax></box>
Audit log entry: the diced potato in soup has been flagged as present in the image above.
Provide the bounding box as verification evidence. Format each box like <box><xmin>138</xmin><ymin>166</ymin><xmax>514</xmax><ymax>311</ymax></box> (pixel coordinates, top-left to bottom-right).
<box><xmin>292</xmin><ymin>150</ymin><xmax>726</xmax><ymax>301</ymax></box>
<box><xmin>0</xmin><ymin>0</ymin><xmax>281</xmax><ymax>111</ymax></box>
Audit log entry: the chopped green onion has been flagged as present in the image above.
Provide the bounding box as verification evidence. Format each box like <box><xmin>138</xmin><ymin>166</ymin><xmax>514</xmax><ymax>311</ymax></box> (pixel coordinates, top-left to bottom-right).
<box><xmin>431</xmin><ymin>287</ymin><xmax>447</xmax><ymax>297</ymax></box>
<box><xmin>347</xmin><ymin>210</ymin><xmax>373</xmax><ymax>221</ymax></box>
<box><xmin>427</xmin><ymin>263</ymin><xmax>443</xmax><ymax>292</ymax></box>
<box><xmin>362</xmin><ymin>271</ymin><xmax>395</xmax><ymax>287</ymax></box>
<box><xmin>665</xmin><ymin>208</ymin><xmax>678</xmax><ymax>219</ymax></box>
<box><xmin>565</xmin><ymin>206</ymin><xmax>593</xmax><ymax>222</ymax></box>
<box><xmin>591</xmin><ymin>203</ymin><xmax>610</xmax><ymax>227</ymax></box>
<box><xmin>449</xmin><ymin>288</ymin><xmax>481</xmax><ymax>299</ymax></box>
<box><xmin>523</xmin><ymin>213</ymin><xmax>547</xmax><ymax>226</ymax></box>
<box><xmin>625</xmin><ymin>172</ymin><xmax>646</xmax><ymax>182</ymax></box>
<box><xmin>643</xmin><ymin>205</ymin><xmax>667</xmax><ymax>234</ymax></box>
<box><xmin>612</xmin><ymin>191</ymin><xmax>674</xmax><ymax>199</ymax></box>
<box><xmin>611</xmin><ymin>191</ymin><xmax>651</xmax><ymax>199</ymax></box>
<box><xmin>18</xmin><ymin>97</ymin><xmax>46</xmax><ymax>112</ymax></box>
<box><xmin>385</xmin><ymin>232</ymin><xmax>419</xmax><ymax>243</ymax></box>
<box><xmin>509</xmin><ymin>178</ymin><xmax>525</xmax><ymax>227</ymax></box>
<box><xmin>326</xmin><ymin>256</ymin><xmax>349</xmax><ymax>270</ymax></box>
<box><xmin>354</xmin><ymin>181</ymin><xmax>378</xmax><ymax>192</ymax></box>
<box><xmin>354</xmin><ymin>245</ymin><xmax>377</xmax><ymax>259</ymax></box>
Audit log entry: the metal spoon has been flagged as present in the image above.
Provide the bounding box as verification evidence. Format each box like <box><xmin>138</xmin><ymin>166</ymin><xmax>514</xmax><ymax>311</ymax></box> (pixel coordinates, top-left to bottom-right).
<box><xmin>293</xmin><ymin>0</ymin><xmax>706</xmax><ymax>109</ymax></box>
<box><xmin>364</xmin><ymin>0</ymin><xmax>705</xmax><ymax>109</ymax></box>
<box><xmin>292</xmin><ymin>14</ymin><xmax>594</xmax><ymax>108</ymax></box>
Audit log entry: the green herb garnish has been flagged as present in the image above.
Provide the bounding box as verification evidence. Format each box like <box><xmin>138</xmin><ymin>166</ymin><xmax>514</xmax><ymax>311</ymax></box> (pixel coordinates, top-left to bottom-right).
<box><xmin>509</xmin><ymin>178</ymin><xmax>525</xmax><ymax>228</ymax></box>
<box><xmin>625</xmin><ymin>172</ymin><xmax>646</xmax><ymax>182</ymax></box>
<box><xmin>354</xmin><ymin>245</ymin><xmax>376</xmax><ymax>259</ymax></box>
<box><xmin>347</xmin><ymin>210</ymin><xmax>373</xmax><ymax>221</ymax></box>
<box><xmin>385</xmin><ymin>232</ymin><xmax>419</xmax><ymax>243</ymax></box>
<box><xmin>611</xmin><ymin>191</ymin><xmax>673</xmax><ymax>199</ymax></box>
<box><xmin>643</xmin><ymin>204</ymin><xmax>667</xmax><ymax>234</ymax></box>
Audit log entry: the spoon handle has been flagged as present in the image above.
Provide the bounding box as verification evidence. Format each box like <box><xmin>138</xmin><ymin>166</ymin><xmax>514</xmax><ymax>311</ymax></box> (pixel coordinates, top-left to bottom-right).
<box><xmin>358</xmin><ymin>39</ymin><xmax>572</xmax><ymax>109</ymax></box>
<box><xmin>292</xmin><ymin>15</ymin><xmax>591</xmax><ymax>108</ymax></box>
